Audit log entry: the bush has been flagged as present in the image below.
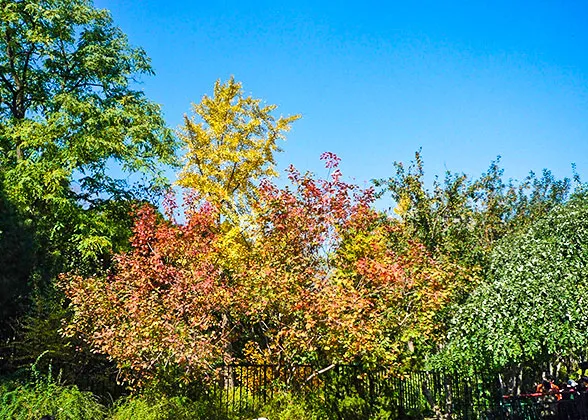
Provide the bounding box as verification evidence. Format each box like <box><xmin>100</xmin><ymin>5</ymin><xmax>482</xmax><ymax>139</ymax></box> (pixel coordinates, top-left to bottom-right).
<box><xmin>254</xmin><ymin>390</ymin><xmax>328</xmax><ymax>420</ymax></box>
<box><xmin>109</xmin><ymin>388</ymin><xmax>257</xmax><ymax>420</ymax></box>
<box><xmin>0</xmin><ymin>353</ymin><xmax>106</xmax><ymax>420</ymax></box>
<box><xmin>0</xmin><ymin>377</ymin><xmax>106</xmax><ymax>420</ymax></box>
<box><xmin>110</xmin><ymin>394</ymin><xmax>215</xmax><ymax>420</ymax></box>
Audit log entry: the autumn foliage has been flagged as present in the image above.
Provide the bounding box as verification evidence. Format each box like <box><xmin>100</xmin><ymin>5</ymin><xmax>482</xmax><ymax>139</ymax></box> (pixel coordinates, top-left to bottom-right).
<box><xmin>63</xmin><ymin>154</ymin><xmax>462</xmax><ymax>385</ymax></box>
<box><xmin>63</xmin><ymin>201</ymin><xmax>234</xmax><ymax>386</ymax></box>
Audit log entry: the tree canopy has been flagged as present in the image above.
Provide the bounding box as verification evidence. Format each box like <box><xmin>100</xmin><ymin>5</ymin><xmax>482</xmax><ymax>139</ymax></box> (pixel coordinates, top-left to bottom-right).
<box><xmin>0</xmin><ymin>0</ymin><xmax>178</xmax><ymax>349</ymax></box>
<box><xmin>177</xmin><ymin>77</ymin><xmax>299</xmax><ymax>221</ymax></box>
<box><xmin>63</xmin><ymin>154</ymin><xmax>466</xmax><ymax>384</ymax></box>
<box><xmin>440</xmin><ymin>193</ymin><xmax>588</xmax><ymax>371</ymax></box>
<box><xmin>0</xmin><ymin>0</ymin><xmax>177</xmax><ymax>291</ymax></box>
<box><xmin>375</xmin><ymin>152</ymin><xmax>574</xmax><ymax>303</ymax></box>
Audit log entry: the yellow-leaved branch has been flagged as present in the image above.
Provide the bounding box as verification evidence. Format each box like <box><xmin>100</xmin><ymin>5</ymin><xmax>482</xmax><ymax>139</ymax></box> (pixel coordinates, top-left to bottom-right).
<box><xmin>177</xmin><ymin>77</ymin><xmax>300</xmax><ymax>224</ymax></box>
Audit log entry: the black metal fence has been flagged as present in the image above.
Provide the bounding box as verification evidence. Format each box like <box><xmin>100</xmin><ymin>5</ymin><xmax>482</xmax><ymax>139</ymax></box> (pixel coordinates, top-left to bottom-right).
<box><xmin>203</xmin><ymin>365</ymin><xmax>588</xmax><ymax>419</ymax></box>
<box><xmin>203</xmin><ymin>364</ymin><xmax>504</xmax><ymax>419</ymax></box>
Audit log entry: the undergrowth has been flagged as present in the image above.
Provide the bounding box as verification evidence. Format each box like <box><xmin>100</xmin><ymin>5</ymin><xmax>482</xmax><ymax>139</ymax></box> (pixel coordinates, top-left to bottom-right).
<box><xmin>0</xmin><ymin>354</ymin><xmax>394</xmax><ymax>419</ymax></box>
<box><xmin>0</xmin><ymin>353</ymin><xmax>106</xmax><ymax>419</ymax></box>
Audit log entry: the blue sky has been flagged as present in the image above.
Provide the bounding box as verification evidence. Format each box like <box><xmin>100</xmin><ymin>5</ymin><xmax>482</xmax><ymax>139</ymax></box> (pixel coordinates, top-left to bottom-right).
<box><xmin>96</xmin><ymin>0</ymin><xmax>588</xmax><ymax>199</ymax></box>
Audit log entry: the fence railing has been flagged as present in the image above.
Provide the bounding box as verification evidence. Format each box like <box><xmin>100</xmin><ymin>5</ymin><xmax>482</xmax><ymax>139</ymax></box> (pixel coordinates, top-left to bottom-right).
<box><xmin>203</xmin><ymin>364</ymin><xmax>504</xmax><ymax>419</ymax></box>
<box><xmin>204</xmin><ymin>365</ymin><xmax>588</xmax><ymax>419</ymax></box>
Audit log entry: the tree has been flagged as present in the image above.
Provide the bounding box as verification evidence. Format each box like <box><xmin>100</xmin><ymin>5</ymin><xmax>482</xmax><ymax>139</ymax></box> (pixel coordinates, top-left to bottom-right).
<box><xmin>177</xmin><ymin>77</ymin><xmax>299</xmax><ymax>221</ymax></box>
<box><xmin>0</xmin><ymin>0</ymin><xmax>178</xmax><ymax>370</ymax></box>
<box><xmin>439</xmin><ymin>193</ymin><xmax>588</xmax><ymax>377</ymax></box>
<box><xmin>63</xmin><ymin>202</ymin><xmax>237</xmax><ymax>386</ymax></box>
<box><xmin>0</xmin><ymin>0</ymin><xmax>177</xmax><ymax>292</ymax></box>
<box><xmin>326</xmin><ymin>217</ymin><xmax>465</xmax><ymax>370</ymax></box>
<box><xmin>374</xmin><ymin>151</ymin><xmax>574</xmax><ymax>296</ymax></box>
<box><xmin>63</xmin><ymin>155</ymin><xmax>464</xmax><ymax>385</ymax></box>
<box><xmin>238</xmin><ymin>153</ymin><xmax>377</xmax><ymax>365</ymax></box>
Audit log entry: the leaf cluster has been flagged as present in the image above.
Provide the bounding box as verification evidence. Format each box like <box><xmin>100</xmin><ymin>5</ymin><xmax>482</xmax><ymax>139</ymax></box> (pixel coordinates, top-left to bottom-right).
<box><xmin>375</xmin><ymin>151</ymin><xmax>573</xmax><ymax>275</ymax></box>
<box><xmin>177</xmin><ymin>77</ymin><xmax>299</xmax><ymax>220</ymax></box>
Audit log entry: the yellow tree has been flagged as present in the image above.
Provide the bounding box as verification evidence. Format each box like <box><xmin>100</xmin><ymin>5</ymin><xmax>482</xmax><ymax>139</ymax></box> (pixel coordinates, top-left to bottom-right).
<box><xmin>177</xmin><ymin>78</ymin><xmax>300</xmax><ymax>222</ymax></box>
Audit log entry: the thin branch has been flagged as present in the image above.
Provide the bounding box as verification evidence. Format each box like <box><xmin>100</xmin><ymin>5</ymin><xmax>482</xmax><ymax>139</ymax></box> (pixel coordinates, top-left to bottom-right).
<box><xmin>305</xmin><ymin>363</ymin><xmax>335</xmax><ymax>382</ymax></box>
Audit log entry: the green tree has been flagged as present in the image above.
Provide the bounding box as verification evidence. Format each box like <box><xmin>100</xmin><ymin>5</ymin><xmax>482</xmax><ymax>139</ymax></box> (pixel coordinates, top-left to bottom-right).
<box><xmin>375</xmin><ymin>151</ymin><xmax>573</xmax><ymax>278</ymax></box>
<box><xmin>440</xmin><ymin>193</ymin><xmax>588</xmax><ymax>377</ymax></box>
<box><xmin>0</xmin><ymin>0</ymin><xmax>177</xmax><ymax>284</ymax></box>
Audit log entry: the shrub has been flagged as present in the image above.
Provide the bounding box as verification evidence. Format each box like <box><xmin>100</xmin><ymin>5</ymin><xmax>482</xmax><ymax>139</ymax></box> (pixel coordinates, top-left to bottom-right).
<box><xmin>0</xmin><ymin>353</ymin><xmax>106</xmax><ymax>420</ymax></box>
<box><xmin>255</xmin><ymin>390</ymin><xmax>328</xmax><ymax>420</ymax></box>
<box><xmin>0</xmin><ymin>377</ymin><xmax>106</xmax><ymax>420</ymax></box>
<box><xmin>110</xmin><ymin>391</ymin><xmax>244</xmax><ymax>420</ymax></box>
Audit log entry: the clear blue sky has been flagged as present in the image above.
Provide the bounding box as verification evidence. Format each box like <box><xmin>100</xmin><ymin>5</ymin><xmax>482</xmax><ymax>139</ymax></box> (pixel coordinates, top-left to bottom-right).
<box><xmin>96</xmin><ymin>0</ymin><xmax>588</xmax><ymax>196</ymax></box>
